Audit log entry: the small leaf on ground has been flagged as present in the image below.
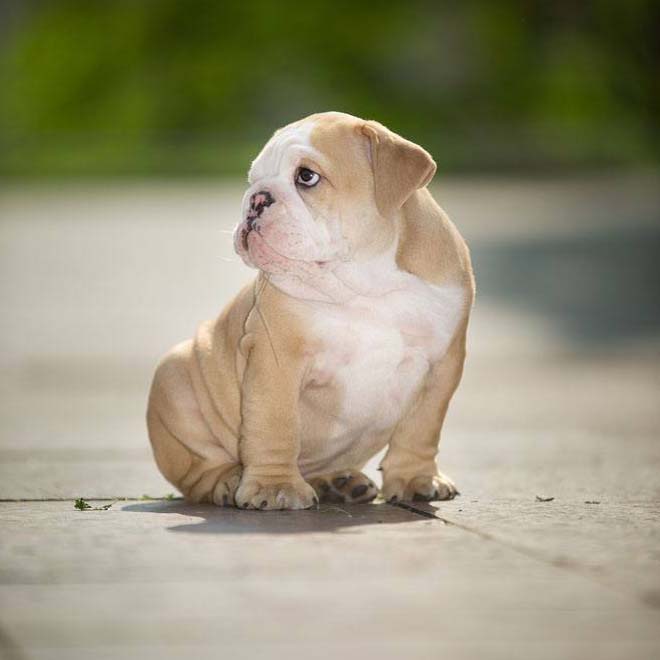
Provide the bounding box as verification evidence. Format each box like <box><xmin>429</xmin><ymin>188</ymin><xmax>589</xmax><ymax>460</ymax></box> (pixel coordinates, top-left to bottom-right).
<box><xmin>74</xmin><ymin>498</ymin><xmax>91</xmax><ymax>510</ymax></box>
<box><xmin>74</xmin><ymin>498</ymin><xmax>117</xmax><ymax>511</ymax></box>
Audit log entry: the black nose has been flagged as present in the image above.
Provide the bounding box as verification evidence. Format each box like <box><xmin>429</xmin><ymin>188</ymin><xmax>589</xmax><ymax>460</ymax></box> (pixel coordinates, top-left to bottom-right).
<box><xmin>249</xmin><ymin>190</ymin><xmax>275</xmax><ymax>216</ymax></box>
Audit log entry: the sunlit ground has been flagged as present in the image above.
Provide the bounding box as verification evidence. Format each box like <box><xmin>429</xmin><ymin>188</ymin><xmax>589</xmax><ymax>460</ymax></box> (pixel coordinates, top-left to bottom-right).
<box><xmin>1</xmin><ymin>173</ymin><xmax>659</xmax><ymax>658</ymax></box>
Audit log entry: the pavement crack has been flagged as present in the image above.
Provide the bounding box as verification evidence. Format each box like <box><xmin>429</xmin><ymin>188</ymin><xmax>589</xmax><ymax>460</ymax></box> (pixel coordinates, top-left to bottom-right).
<box><xmin>390</xmin><ymin>500</ymin><xmax>660</xmax><ymax>611</ymax></box>
<box><xmin>389</xmin><ymin>501</ymin><xmax>441</xmax><ymax>520</ymax></box>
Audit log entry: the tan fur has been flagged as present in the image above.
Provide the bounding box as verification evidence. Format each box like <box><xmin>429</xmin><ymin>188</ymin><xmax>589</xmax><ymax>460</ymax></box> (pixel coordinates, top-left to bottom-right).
<box><xmin>361</xmin><ymin>120</ymin><xmax>437</xmax><ymax>216</ymax></box>
<box><xmin>147</xmin><ymin>112</ymin><xmax>474</xmax><ymax>509</ymax></box>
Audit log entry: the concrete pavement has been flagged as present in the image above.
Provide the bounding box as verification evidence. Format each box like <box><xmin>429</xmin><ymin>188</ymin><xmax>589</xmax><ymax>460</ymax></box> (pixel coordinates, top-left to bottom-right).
<box><xmin>1</xmin><ymin>174</ymin><xmax>659</xmax><ymax>659</ymax></box>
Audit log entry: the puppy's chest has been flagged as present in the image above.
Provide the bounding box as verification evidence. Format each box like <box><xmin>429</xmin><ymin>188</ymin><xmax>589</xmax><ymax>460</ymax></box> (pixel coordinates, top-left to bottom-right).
<box><xmin>303</xmin><ymin>281</ymin><xmax>465</xmax><ymax>431</ymax></box>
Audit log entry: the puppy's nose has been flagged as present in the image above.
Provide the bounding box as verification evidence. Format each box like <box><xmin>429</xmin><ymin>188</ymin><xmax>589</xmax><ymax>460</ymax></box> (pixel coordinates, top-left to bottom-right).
<box><xmin>249</xmin><ymin>190</ymin><xmax>275</xmax><ymax>215</ymax></box>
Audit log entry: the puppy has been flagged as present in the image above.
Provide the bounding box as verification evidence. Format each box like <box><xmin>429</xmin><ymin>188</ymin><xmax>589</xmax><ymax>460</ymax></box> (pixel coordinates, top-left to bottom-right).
<box><xmin>147</xmin><ymin>111</ymin><xmax>474</xmax><ymax>509</ymax></box>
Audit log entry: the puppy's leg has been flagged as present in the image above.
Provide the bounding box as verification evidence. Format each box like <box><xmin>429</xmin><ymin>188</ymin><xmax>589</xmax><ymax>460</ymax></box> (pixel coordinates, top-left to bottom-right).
<box><xmin>308</xmin><ymin>470</ymin><xmax>378</xmax><ymax>504</ymax></box>
<box><xmin>147</xmin><ymin>341</ymin><xmax>240</xmax><ymax>506</ymax></box>
<box><xmin>381</xmin><ymin>326</ymin><xmax>467</xmax><ymax>503</ymax></box>
<box><xmin>234</xmin><ymin>334</ymin><xmax>317</xmax><ymax>511</ymax></box>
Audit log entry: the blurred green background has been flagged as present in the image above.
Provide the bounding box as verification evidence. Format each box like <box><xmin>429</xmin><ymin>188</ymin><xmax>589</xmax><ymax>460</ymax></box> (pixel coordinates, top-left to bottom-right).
<box><xmin>0</xmin><ymin>0</ymin><xmax>658</xmax><ymax>177</ymax></box>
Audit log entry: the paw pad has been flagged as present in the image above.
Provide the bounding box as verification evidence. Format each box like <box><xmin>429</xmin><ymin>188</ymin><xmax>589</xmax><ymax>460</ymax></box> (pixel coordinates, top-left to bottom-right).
<box><xmin>312</xmin><ymin>471</ymin><xmax>378</xmax><ymax>504</ymax></box>
<box><xmin>351</xmin><ymin>484</ymin><xmax>369</xmax><ymax>498</ymax></box>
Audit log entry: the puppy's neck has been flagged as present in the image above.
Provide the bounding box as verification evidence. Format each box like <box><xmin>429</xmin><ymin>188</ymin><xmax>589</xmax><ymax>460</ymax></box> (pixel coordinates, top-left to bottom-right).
<box><xmin>267</xmin><ymin>242</ymin><xmax>405</xmax><ymax>305</ymax></box>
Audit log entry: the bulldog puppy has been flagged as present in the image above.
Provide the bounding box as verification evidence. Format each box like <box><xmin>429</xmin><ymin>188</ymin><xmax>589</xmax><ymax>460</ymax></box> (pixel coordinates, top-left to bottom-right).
<box><xmin>147</xmin><ymin>111</ymin><xmax>475</xmax><ymax>510</ymax></box>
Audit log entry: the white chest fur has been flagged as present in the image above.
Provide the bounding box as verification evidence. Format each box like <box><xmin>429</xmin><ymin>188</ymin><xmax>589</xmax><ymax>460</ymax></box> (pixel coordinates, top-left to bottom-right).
<box><xmin>303</xmin><ymin>269</ymin><xmax>466</xmax><ymax>434</ymax></box>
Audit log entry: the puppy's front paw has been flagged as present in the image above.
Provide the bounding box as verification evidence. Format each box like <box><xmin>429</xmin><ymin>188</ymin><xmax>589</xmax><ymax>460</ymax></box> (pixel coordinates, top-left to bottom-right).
<box><xmin>235</xmin><ymin>473</ymin><xmax>318</xmax><ymax>511</ymax></box>
<box><xmin>383</xmin><ymin>472</ymin><xmax>458</xmax><ymax>503</ymax></box>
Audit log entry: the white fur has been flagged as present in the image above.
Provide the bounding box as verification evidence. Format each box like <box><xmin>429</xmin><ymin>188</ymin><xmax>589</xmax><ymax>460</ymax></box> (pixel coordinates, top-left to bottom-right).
<box><xmin>235</xmin><ymin>120</ymin><xmax>346</xmax><ymax>270</ymax></box>
<box><xmin>248</xmin><ymin>121</ymin><xmax>316</xmax><ymax>183</ymax></box>
<box><xmin>297</xmin><ymin>248</ymin><xmax>467</xmax><ymax>474</ymax></box>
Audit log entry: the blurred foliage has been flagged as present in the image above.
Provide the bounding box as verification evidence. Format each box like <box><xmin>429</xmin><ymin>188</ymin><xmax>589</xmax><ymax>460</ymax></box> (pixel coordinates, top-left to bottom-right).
<box><xmin>0</xmin><ymin>0</ymin><xmax>658</xmax><ymax>176</ymax></box>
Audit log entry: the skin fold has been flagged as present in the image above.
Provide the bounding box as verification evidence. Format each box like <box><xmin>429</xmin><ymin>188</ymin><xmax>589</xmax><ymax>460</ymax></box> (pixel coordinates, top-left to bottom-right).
<box><xmin>146</xmin><ymin>111</ymin><xmax>475</xmax><ymax>510</ymax></box>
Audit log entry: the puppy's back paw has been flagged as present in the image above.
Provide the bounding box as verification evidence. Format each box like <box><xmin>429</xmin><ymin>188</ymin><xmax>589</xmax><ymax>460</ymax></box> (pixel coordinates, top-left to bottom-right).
<box><xmin>210</xmin><ymin>464</ymin><xmax>243</xmax><ymax>507</ymax></box>
<box><xmin>309</xmin><ymin>470</ymin><xmax>378</xmax><ymax>504</ymax></box>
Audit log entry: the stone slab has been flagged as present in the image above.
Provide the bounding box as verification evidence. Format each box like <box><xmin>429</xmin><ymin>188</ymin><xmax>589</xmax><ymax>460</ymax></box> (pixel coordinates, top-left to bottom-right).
<box><xmin>1</xmin><ymin>501</ymin><xmax>659</xmax><ymax>660</ymax></box>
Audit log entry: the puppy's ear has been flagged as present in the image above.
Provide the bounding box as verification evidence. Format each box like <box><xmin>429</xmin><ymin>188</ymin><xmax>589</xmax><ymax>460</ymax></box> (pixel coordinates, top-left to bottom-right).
<box><xmin>361</xmin><ymin>121</ymin><xmax>436</xmax><ymax>216</ymax></box>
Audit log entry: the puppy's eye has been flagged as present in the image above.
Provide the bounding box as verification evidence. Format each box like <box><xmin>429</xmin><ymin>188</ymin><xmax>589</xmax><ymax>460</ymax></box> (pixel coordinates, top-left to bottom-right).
<box><xmin>296</xmin><ymin>167</ymin><xmax>320</xmax><ymax>187</ymax></box>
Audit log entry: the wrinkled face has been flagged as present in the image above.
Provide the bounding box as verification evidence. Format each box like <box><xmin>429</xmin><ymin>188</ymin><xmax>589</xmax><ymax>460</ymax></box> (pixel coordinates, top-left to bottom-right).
<box><xmin>233</xmin><ymin>113</ymin><xmax>394</xmax><ymax>278</ymax></box>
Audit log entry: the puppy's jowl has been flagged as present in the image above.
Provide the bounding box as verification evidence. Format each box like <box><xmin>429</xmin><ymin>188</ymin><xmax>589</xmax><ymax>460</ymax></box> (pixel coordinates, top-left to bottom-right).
<box><xmin>147</xmin><ymin>112</ymin><xmax>475</xmax><ymax>510</ymax></box>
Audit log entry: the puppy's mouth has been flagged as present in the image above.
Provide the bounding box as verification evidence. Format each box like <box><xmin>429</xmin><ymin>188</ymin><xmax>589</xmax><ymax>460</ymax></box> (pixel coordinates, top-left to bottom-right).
<box><xmin>241</xmin><ymin>222</ymin><xmax>255</xmax><ymax>251</ymax></box>
<box><xmin>241</xmin><ymin>190</ymin><xmax>276</xmax><ymax>252</ymax></box>
<box><xmin>241</xmin><ymin>212</ymin><xmax>265</xmax><ymax>251</ymax></box>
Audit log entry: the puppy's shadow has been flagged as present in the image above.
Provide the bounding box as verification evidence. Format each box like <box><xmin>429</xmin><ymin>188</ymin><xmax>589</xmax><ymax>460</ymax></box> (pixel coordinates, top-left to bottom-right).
<box><xmin>122</xmin><ymin>500</ymin><xmax>425</xmax><ymax>535</ymax></box>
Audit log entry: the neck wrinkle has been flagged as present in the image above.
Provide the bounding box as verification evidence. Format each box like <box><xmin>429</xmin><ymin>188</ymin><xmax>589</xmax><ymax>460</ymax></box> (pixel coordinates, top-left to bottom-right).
<box><xmin>266</xmin><ymin>244</ymin><xmax>404</xmax><ymax>306</ymax></box>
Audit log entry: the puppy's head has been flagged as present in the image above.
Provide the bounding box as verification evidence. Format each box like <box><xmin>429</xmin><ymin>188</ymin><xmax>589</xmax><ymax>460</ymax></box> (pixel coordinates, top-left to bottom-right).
<box><xmin>233</xmin><ymin>112</ymin><xmax>435</xmax><ymax>276</ymax></box>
